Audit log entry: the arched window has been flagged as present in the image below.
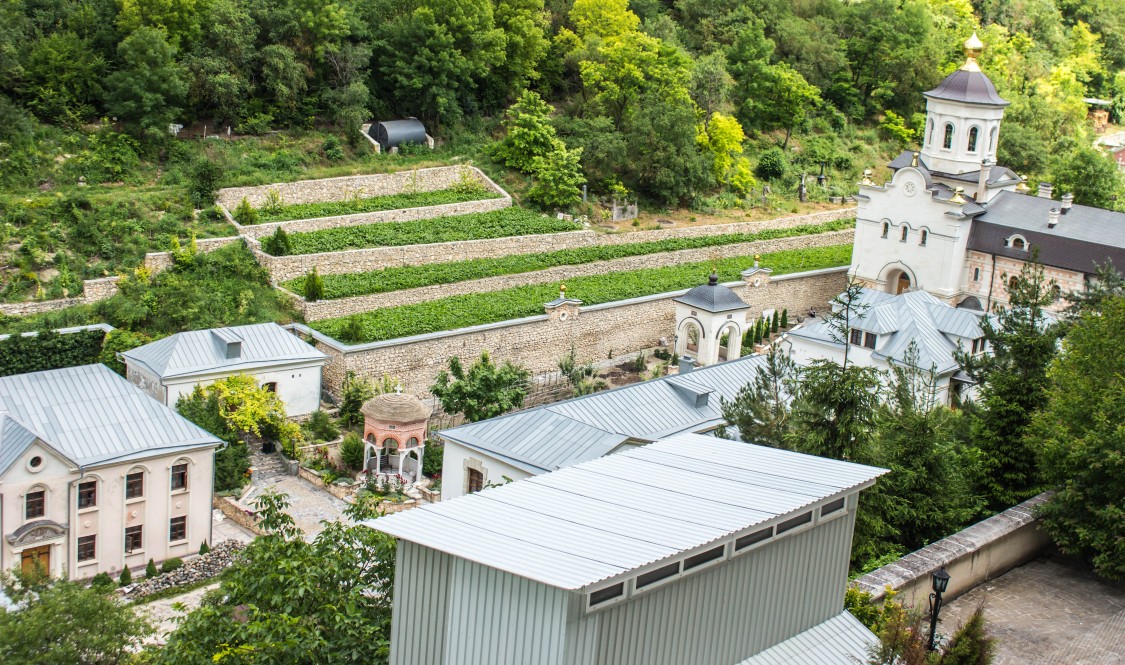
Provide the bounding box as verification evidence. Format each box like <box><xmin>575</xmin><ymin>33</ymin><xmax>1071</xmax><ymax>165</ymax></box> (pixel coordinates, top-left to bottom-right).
<box><xmin>988</xmin><ymin>127</ymin><xmax>997</xmax><ymax>152</ymax></box>
<box><xmin>973</xmin><ymin>267</ymin><xmax>981</xmax><ymax>282</ymax></box>
<box><xmin>1051</xmin><ymin>284</ymin><xmax>1062</xmax><ymax>302</ymax></box>
<box><xmin>406</xmin><ymin>437</ymin><xmax>419</xmax><ymax>447</ymax></box>
<box><xmin>881</xmin><ymin>222</ymin><xmax>889</xmax><ymax>238</ymax></box>
<box><xmin>943</xmin><ymin>123</ymin><xmax>954</xmax><ymax>149</ymax></box>
<box><xmin>261</xmin><ymin>382</ymin><xmax>277</xmax><ymax>393</ymax></box>
<box><xmin>1008</xmin><ymin>235</ymin><xmax>1027</xmax><ymax>251</ymax></box>
<box><xmin>25</xmin><ymin>485</ymin><xmax>47</xmax><ymax>520</ymax></box>
<box><xmin>927</xmin><ymin>119</ymin><xmax>934</xmax><ymax>146</ymax></box>
<box><xmin>901</xmin><ymin>226</ymin><xmax>909</xmax><ymax>242</ymax></box>
<box><xmin>920</xmin><ymin>229</ymin><xmax>928</xmax><ymax>246</ymax></box>
<box><xmin>967</xmin><ymin>127</ymin><xmax>979</xmax><ymax>152</ymax></box>
<box><xmin>383</xmin><ymin>438</ymin><xmax>400</xmax><ymax>452</ymax></box>
<box><xmin>1008</xmin><ymin>276</ymin><xmax>1019</xmax><ymax>292</ymax></box>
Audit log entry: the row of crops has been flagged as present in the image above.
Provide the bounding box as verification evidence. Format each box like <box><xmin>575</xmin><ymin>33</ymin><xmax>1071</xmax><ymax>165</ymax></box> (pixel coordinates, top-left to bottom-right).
<box><xmin>312</xmin><ymin>244</ymin><xmax>852</xmax><ymax>344</ymax></box>
<box><xmin>265</xmin><ymin>207</ymin><xmax>579</xmax><ymax>254</ymax></box>
<box><xmin>282</xmin><ymin>218</ymin><xmax>853</xmax><ymax>299</ymax></box>
<box><xmin>250</xmin><ymin>186</ymin><xmax>502</xmax><ymax>224</ymax></box>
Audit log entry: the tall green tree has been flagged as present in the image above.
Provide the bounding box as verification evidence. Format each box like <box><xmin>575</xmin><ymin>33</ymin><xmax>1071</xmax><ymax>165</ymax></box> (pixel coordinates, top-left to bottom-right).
<box><xmin>104</xmin><ymin>27</ymin><xmax>189</xmax><ymax>136</ymax></box>
<box><xmin>492</xmin><ymin>89</ymin><xmax>562</xmax><ymax>173</ymax></box>
<box><xmin>430</xmin><ymin>351</ymin><xmax>530</xmax><ymax>422</ymax></box>
<box><xmin>528</xmin><ymin>144</ymin><xmax>586</xmax><ymax>208</ymax></box>
<box><xmin>719</xmin><ymin>345</ymin><xmax>796</xmax><ymax>448</ymax></box>
<box><xmin>956</xmin><ymin>257</ymin><xmax>1060</xmax><ymax>510</ymax></box>
<box><xmin>1049</xmin><ymin>144</ymin><xmax>1125</xmax><ymax>210</ymax></box>
<box><xmin>1033</xmin><ymin>296</ymin><xmax>1125</xmax><ymax>580</ymax></box>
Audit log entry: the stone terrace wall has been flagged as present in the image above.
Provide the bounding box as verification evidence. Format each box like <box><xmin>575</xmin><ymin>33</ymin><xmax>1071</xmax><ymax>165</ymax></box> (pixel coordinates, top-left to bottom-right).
<box><xmin>0</xmin><ymin>276</ymin><xmax>121</xmax><ymax>317</ymax></box>
<box><xmin>291</xmin><ymin>229</ymin><xmax>855</xmax><ymax>321</ymax></box>
<box><xmin>217</xmin><ymin>166</ymin><xmax>511</xmax><ymax>240</ymax></box>
<box><xmin>296</xmin><ymin>266</ymin><xmax>849</xmax><ymax>396</ymax></box>
<box><xmin>143</xmin><ymin>236</ymin><xmax>243</xmax><ymax>274</ymax></box>
<box><xmin>259</xmin><ymin>207</ymin><xmax>857</xmax><ymax>282</ymax></box>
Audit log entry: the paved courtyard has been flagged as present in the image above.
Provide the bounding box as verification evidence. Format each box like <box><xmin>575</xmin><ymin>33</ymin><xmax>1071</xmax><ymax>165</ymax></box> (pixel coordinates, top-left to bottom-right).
<box><xmin>242</xmin><ymin>450</ymin><xmax>352</xmax><ymax>538</ymax></box>
<box><xmin>942</xmin><ymin>556</ymin><xmax>1125</xmax><ymax>665</ymax></box>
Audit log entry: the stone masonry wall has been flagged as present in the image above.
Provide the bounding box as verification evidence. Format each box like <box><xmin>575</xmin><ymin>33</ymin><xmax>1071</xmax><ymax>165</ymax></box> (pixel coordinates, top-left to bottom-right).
<box><xmin>291</xmin><ymin>229</ymin><xmax>855</xmax><ymax>321</ymax></box>
<box><xmin>0</xmin><ymin>276</ymin><xmax>121</xmax><ymax>317</ymax></box>
<box><xmin>307</xmin><ymin>266</ymin><xmax>849</xmax><ymax>396</ymax></box>
<box><xmin>143</xmin><ymin>237</ymin><xmax>243</xmax><ymax>274</ymax></box>
<box><xmin>217</xmin><ymin>166</ymin><xmax>511</xmax><ymax>240</ymax></box>
<box><xmin>260</xmin><ymin>207</ymin><xmax>857</xmax><ymax>282</ymax></box>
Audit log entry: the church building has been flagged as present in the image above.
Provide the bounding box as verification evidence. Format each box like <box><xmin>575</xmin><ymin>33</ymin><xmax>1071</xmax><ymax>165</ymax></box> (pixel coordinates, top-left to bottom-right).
<box><xmin>850</xmin><ymin>33</ymin><xmax>1125</xmax><ymax>311</ymax></box>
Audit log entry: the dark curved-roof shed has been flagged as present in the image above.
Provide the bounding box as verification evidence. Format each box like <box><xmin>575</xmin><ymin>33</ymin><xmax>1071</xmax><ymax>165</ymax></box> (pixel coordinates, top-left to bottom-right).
<box><xmin>362</xmin><ymin>393</ymin><xmax>433</xmax><ymax>423</ymax></box>
<box><xmin>368</xmin><ymin>119</ymin><xmax>428</xmax><ymax>151</ymax></box>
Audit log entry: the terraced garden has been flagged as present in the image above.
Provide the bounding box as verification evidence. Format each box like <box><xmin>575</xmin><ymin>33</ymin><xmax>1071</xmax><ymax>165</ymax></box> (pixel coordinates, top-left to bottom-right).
<box><xmin>282</xmin><ymin>219</ymin><xmax>853</xmax><ymax>299</ymax></box>
<box><xmin>312</xmin><ymin>244</ymin><xmax>852</xmax><ymax>344</ymax></box>
<box><xmin>250</xmin><ymin>187</ymin><xmax>502</xmax><ymax>223</ymax></box>
<box><xmin>266</xmin><ymin>207</ymin><xmax>578</xmax><ymax>255</ymax></box>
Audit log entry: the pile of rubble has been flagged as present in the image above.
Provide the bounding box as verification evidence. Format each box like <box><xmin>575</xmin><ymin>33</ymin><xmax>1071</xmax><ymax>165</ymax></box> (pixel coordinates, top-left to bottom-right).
<box><xmin>125</xmin><ymin>540</ymin><xmax>246</xmax><ymax>600</ymax></box>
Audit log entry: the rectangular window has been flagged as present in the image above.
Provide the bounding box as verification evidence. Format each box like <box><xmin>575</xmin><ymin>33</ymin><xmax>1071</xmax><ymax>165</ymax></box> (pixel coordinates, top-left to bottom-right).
<box><xmin>171</xmin><ymin>464</ymin><xmax>188</xmax><ymax>491</ymax></box>
<box><xmin>589</xmin><ymin>582</ymin><xmax>624</xmax><ymax>607</ymax></box>
<box><xmin>637</xmin><ymin>561</ymin><xmax>680</xmax><ymax>588</ymax></box>
<box><xmin>124</xmin><ymin>525</ymin><xmax>143</xmax><ymax>553</ymax></box>
<box><xmin>776</xmin><ymin>511</ymin><xmax>813</xmax><ymax>535</ymax></box>
<box><xmin>25</xmin><ymin>490</ymin><xmax>45</xmax><ymax>519</ymax></box>
<box><xmin>821</xmin><ymin>497</ymin><xmax>846</xmax><ymax>517</ymax></box>
<box><xmin>78</xmin><ymin>481</ymin><xmax>97</xmax><ymax>509</ymax></box>
<box><xmin>735</xmin><ymin>527</ymin><xmax>773</xmax><ymax>551</ymax></box>
<box><xmin>863</xmin><ymin>332</ymin><xmax>878</xmax><ymax>349</ymax></box>
<box><xmin>971</xmin><ymin>339</ymin><xmax>979</xmax><ymax>355</ymax></box>
<box><xmin>77</xmin><ymin>535</ymin><xmax>96</xmax><ymax>562</ymax></box>
<box><xmin>125</xmin><ymin>472</ymin><xmax>144</xmax><ymax>499</ymax></box>
<box><xmin>684</xmin><ymin>545</ymin><xmax>725</xmax><ymax>571</ymax></box>
<box><xmin>973</xmin><ymin>267</ymin><xmax>981</xmax><ymax>282</ymax></box>
<box><xmin>169</xmin><ymin>516</ymin><xmax>187</xmax><ymax>542</ymax></box>
<box><xmin>849</xmin><ymin>328</ymin><xmax>863</xmax><ymax>345</ymax></box>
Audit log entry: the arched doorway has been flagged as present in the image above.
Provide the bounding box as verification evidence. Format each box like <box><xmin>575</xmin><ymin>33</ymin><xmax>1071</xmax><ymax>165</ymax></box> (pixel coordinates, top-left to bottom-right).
<box><xmin>676</xmin><ymin>319</ymin><xmax>703</xmax><ymax>357</ymax></box>
<box><xmin>884</xmin><ymin>268</ymin><xmax>913</xmax><ymax>295</ymax></box>
<box><xmin>717</xmin><ymin>322</ymin><xmax>743</xmax><ymax>361</ymax></box>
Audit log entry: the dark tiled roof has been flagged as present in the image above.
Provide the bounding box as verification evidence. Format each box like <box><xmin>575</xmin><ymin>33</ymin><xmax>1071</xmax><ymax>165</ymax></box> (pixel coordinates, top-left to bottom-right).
<box><xmin>673</xmin><ymin>273</ymin><xmax>749</xmax><ymax>313</ymax></box>
<box><xmin>925</xmin><ymin>69</ymin><xmax>1008</xmax><ymax>106</ymax></box>
<box><xmin>970</xmin><ymin>191</ymin><xmax>1125</xmax><ymax>273</ymax></box>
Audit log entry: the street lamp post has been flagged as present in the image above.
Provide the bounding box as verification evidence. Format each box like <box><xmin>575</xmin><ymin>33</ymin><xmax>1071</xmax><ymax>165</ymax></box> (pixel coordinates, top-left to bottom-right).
<box><xmin>928</xmin><ymin>567</ymin><xmax>951</xmax><ymax>651</ymax></box>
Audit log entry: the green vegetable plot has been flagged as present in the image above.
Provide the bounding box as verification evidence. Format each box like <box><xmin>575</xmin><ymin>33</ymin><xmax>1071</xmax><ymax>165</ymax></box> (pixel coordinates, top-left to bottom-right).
<box><xmin>276</xmin><ymin>208</ymin><xmax>578</xmax><ymax>255</ymax></box>
<box><xmin>251</xmin><ymin>187</ymin><xmax>502</xmax><ymax>223</ymax></box>
<box><xmin>313</xmin><ymin>244</ymin><xmax>852</xmax><ymax>344</ymax></box>
<box><xmin>283</xmin><ymin>219</ymin><xmax>853</xmax><ymax>299</ymax></box>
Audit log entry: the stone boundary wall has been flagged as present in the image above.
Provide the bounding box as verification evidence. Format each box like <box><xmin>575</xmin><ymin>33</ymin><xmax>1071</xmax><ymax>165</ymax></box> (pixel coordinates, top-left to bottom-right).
<box><xmin>853</xmin><ymin>493</ymin><xmax>1053</xmax><ymax>607</ymax></box>
<box><xmin>291</xmin><ymin>229</ymin><xmax>855</xmax><ymax>321</ymax></box>
<box><xmin>291</xmin><ymin>266</ymin><xmax>850</xmax><ymax>396</ymax></box>
<box><xmin>213</xmin><ymin>495</ymin><xmax>264</xmax><ymax>535</ymax></box>
<box><xmin>0</xmin><ymin>276</ymin><xmax>122</xmax><ymax>317</ymax></box>
<box><xmin>258</xmin><ymin>207</ymin><xmax>857</xmax><ymax>282</ymax></box>
<box><xmin>217</xmin><ymin>166</ymin><xmax>511</xmax><ymax>240</ymax></box>
<box><xmin>143</xmin><ymin>236</ymin><xmax>244</xmax><ymax>274</ymax></box>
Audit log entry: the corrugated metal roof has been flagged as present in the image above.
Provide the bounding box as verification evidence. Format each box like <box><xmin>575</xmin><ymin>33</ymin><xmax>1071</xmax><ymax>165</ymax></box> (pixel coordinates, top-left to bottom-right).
<box><xmin>0</xmin><ymin>365</ymin><xmax>221</xmax><ymax>472</ymax></box>
<box><xmin>0</xmin><ymin>416</ymin><xmax>42</xmax><ymax>475</ymax></box>
<box><xmin>367</xmin><ymin>433</ymin><xmax>887</xmax><ymax>591</ymax></box>
<box><xmin>789</xmin><ymin>288</ymin><xmax>985</xmax><ymax>374</ymax></box>
<box><xmin>122</xmin><ymin>322</ymin><xmax>328</xmax><ymax>379</ymax></box>
<box><xmin>736</xmin><ymin>611</ymin><xmax>877</xmax><ymax>665</ymax></box>
<box><xmin>439</xmin><ymin>355</ymin><xmax>769</xmax><ymax>472</ymax></box>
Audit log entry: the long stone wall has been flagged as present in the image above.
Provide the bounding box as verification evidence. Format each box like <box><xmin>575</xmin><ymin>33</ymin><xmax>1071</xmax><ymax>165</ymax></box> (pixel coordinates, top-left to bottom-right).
<box><xmin>260</xmin><ymin>207</ymin><xmax>857</xmax><ymax>282</ymax></box>
<box><xmin>0</xmin><ymin>276</ymin><xmax>121</xmax><ymax>317</ymax></box>
<box><xmin>292</xmin><ymin>266</ymin><xmax>849</xmax><ymax>396</ymax></box>
<box><xmin>217</xmin><ymin>166</ymin><xmax>512</xmax><ymax>240</ymax></box>
<box><xmin>291</xmin><ymin>229</ymin><xmax>855</xmax><ymax>321</ymax></box>
<box><xmin>142</xmin><ymin>236</ymin><xmax>244</xmax><ymax>274</ymax></box>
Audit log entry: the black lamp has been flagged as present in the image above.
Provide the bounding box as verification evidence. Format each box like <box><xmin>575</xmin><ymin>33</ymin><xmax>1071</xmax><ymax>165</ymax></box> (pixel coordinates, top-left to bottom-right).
<box><xmin>928</xmin><ymin>567</ymin><xmax>951</xmax><ymax>651</ymax></box>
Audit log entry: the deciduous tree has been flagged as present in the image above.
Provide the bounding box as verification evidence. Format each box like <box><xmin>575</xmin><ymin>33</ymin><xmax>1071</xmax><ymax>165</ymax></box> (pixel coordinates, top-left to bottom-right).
<box><xmin>430</xmin><ymin>351</ymin><xmax>530</xmax><ymax>421</ymax></box>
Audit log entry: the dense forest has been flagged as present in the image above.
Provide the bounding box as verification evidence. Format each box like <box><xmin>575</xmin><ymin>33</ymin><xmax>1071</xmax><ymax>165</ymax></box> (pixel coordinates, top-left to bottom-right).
<box><xmin>1</xmin><ymin>0</ymin><xmax>1123</xmax><ymax>202</ymax></box>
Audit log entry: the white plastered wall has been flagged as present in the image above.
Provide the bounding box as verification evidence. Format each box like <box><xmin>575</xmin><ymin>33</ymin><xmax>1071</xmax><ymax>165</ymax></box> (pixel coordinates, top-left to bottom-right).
<box><xmin>162</xmin><ymin>362</ymin><xmax>325</xmax><ymax>416</ymax></box>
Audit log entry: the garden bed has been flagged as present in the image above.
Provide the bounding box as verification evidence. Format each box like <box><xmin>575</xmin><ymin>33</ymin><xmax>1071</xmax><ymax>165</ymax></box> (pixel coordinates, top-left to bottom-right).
<box><xmin>282</xmin><ymin>219</ymin><xmax>852</xmax><ymax>299</ymax></box>
<box><xmin>267</xmin><ymin>207</ymin><xmax>579</xmax><ymax>255</ymax></box>
<box><xmin>311</xmin><ymin>244</ymin><xmax>852</xmax><ymax>344</ymax></box>
<box><xmin>249</xmin><ymin>187</ymin><xmax>502</xmax><ymax>224</ymax></box>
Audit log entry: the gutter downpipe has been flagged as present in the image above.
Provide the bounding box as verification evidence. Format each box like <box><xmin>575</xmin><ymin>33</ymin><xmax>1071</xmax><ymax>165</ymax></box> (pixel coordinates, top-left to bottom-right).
<box><xmin>985</xmin><ymin>254</ymin><xmax>997</xmax><ymax>312</ymax></box>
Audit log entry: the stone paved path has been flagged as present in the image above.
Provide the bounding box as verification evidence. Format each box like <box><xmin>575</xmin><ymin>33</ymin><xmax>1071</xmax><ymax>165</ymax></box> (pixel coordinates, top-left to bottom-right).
<box><xmin>942</xmin><ymin>557</ymin><xmax>1125</xmax><ymax>665</ymax></box>
<box><xmin>241</xmin><ymin>449</ymin><xmax>351</xmax><ymax>538</ymax></box>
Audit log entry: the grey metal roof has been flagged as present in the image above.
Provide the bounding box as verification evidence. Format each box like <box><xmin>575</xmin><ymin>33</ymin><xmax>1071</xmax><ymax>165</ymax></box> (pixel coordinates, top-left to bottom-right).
<box><xmin>367</xmin><ymin>433</ymin><xmax>887</xmax><ymax>590</ymax></box>
<box><xmin>925</xmin><ymin>68</ymin><xmax>1008</xmax><ymax>106</ymax></box>
<box><xmin>788</xmin><ymin>289</ymin><xmax>985</xmax><ymax>374</ymax></box>
<box><xmin>122</xmin><ymin>322</ymin><xmax>328</xmax><ymax>380</ymax></box>
<box><xmin>0</xmin><ymin>364</ymin><xmax>221</xmax><ymax>473</ymax></box>
<box><xmin>0</xmin><ymin>416</ymin><xmax>42</xmax><ymax>477</ymax></box>
<box><xmin>970</xmin><ymin>191</ymin><xmax>1125</xmax><ymax>273</ymax></box>
<box><xmin>673</xmin><ymin>273</ymin><xmax>750</xmax><ymax>313</ymax></box>
<box><xmin>736</xmin><ymin>611</ymin><xmax>877</xmax><ymax>665</ymax></box>
<box><xmin>439</xmin><ymin>354</ymin><xmax>770</xmax><ymax>473</ymax></box>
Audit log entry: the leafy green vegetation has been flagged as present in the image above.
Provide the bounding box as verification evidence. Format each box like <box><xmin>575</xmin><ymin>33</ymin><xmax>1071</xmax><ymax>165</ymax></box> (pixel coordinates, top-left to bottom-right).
<box><xmin>312</xmin><ymin>245</ymin><xmax>851</xmax><ymax>343</ymax></box>
<box><xmin>277</xmin><ymin>207</ymin><xmax>578</xmax><ymax>256</ymax></box>
<box><xmin>0</xmin><ymin>328</ymin><xmax>105</xmax><ymax>376</ymax></box>
<box><xmin>250</xmin><ymin>187</ymin><xmax>501</xmax><ymax>224</ymax></box>
<box><xmin>283</xmin><ymin>218</ymin><xmax>853</xmax><ymax>299</ymax></box>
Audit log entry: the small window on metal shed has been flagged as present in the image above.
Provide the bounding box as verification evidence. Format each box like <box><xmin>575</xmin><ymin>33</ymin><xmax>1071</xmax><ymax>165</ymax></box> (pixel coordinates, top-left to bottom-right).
<box><xmin>776</xmin><ymin>511</ymin><xmax>813</xmax><ymax>535</ymax></box>
<box><xmin>589</xmin><ymin>583</ymin><xmax>625</xmax><ymax>607</ymax></box>
<box><xmin>637</xmin><ymin>562</ymin><xmax>680</xmax><ymax>588</ymax></box>
<box><xmin>820</xmin><ymin>497</ymin><xmax>846</xmax><ymax>517</ymax></box>
<box><xmin>735</xmin><ymin>527</ymin><xmax>773</xmax><ymax>551</ymax></box>
<box><xmin>683</xmin><ymin>545</ymin><xmax>725</xmax><ymax>570</ymax></box>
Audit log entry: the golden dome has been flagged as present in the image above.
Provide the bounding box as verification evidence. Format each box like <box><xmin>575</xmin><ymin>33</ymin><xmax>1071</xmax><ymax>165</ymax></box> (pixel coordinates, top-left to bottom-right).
<box><xmin>961</xmin><ymin>32</ymin><xmax>984</xmax><ymax>72</ymax></box>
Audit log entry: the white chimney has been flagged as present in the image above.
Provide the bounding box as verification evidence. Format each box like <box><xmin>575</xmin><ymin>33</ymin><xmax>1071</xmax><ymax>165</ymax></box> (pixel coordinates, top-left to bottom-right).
<box><xmin>1061</xmin><ymin>192</ymin><xmax>1074</xmax><ymax>214</ymax></box>
<box><xmin>1038</xmin><ymin>182</ymin><xmax>1053</xmax><ymax>199</ymax></box>
<box><xmin>977</xmin><ymin>159</ymin><xmax>991</xmax><ymax>201</ymax></box>
<box><xmin>1048</xmin><ymin>208</ymin><xmax>1060</xmax><ymax>228</ymax></box>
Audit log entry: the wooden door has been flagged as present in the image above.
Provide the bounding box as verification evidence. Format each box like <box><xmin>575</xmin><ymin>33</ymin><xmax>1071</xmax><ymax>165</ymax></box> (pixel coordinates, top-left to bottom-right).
<box><xmin>21</xmin><ymin>545</ymin><xmax>50</xmax><ymax>577</ymax></box>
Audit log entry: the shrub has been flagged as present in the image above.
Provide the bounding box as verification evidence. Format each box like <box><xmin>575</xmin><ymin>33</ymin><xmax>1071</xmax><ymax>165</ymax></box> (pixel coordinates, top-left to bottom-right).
<box><xmin>305</xmin><ymin>410</ymin><xmax>339</xmax><ymax>441</ymax></box>
<box><xmin>239</xmin><ymin>112</ymin><xmax>273</xmax><ymax>135</ymax></box>
<box><xmin>780</xmin><ymin>308</ymin><xmax>789</xmax><ymax>329</ymax></box>
<box><xmin>772</xmin><ymin>310</ymin><xmax>779</xmax><ymax>333</ymax></box>
<box><xmin>304</xmin><ymin>267</ymin><xmax>324</xmax><ymax>302</ymax></box>
<box><xmin>261</xmin><ymin>227</ymin><xmax>292</xmax><ymax>256</ymax></box>
<box><xmin>0</xmin><ymin>328</ymin><xmax>105</xmax><ymax>377</ymax></box>
<box><xmin>233</xmin><ymin>198</ymin><xmax>258</xmax><ymax>225</ymax></box>
<box><xmin>188</xmin><ymin>158</ymin><xmax>222</xmax><ymax>209</ymax></box>
<box><xmin>261</xmin><ymin>189</ymin><xmax>284</xmax><ymax>215</ymax></box>
<box><xmin>322</xmin><ymin>134</ymin><xmax>345</xmax><ymax>161</ymax></box>
<box><xmin>199</xmin><ymin>541</ymin><xmax>210</xmax><ymax>555</ymax></box>
<box><xmin>119</xmin><ymin>566</ymin><xmax>132</xmax><ymax>586</ymax></box>
<box><xmin>90</xmin><ymin>572</ymin><xmax>114</xmax><ymax>591</ymax></box>
<box><xmin>339</xmin><ymin>372</ymin><xmax>375</xmax><ymax>427</ymax></box>
<box><xmin>160</xmin><ymin>557</ymin><xmax>183</xmax><ymax>574</ymax></box>
<box><xmin>422</xmin><ymin>441</ymin><xmax>443</xmax><ymax>477</ymax></box>
<box><xmin>755</xmin><ymin>147</ymin><xmax>788</xmax><ymax>180</ymax></box>
<box><xmin>145</xmin><ymin>559</ymin><xmax>158</xmax><ymax>578</ymax></box>
<box><xmin>340</xmin><ymin>432</ymin><xmax>365</xmax><ymax>470</ymax></box>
